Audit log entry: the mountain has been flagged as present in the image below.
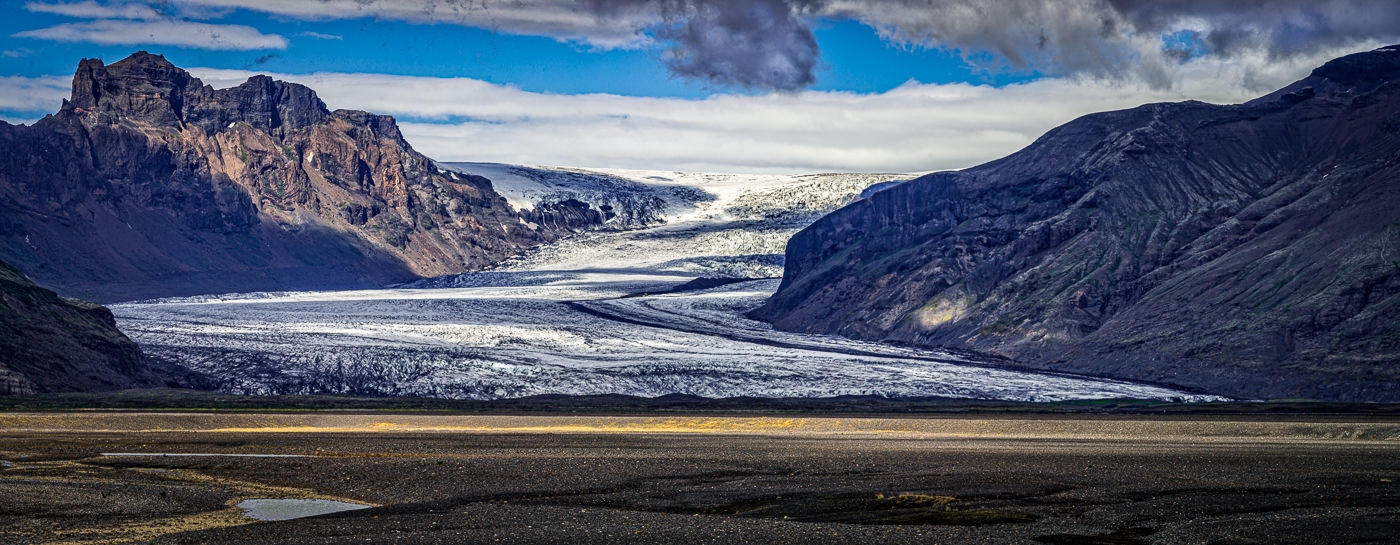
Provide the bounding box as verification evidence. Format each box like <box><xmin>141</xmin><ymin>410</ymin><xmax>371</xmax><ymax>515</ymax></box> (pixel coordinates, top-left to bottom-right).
<box><xmin>0</xmin><ymin>52</ymin><xmax>569</xmax><ymax>302</ymax></box>
<box><xmin>0</xmin><ymin>258</ymin><xmax>166</xmax><ymax>394</ymax></box>
<box><xmin>755</xmin><ymin>45</ymin><xmax>1400</xmax><ymax>402</ymax></box>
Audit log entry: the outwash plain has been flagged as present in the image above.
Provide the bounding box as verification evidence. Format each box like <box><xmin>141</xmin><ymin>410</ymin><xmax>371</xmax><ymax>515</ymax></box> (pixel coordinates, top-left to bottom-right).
<box><xmin>2</xmin><ymin>411</ymin><xmax>1398</xmax><ymax>544</ymax></box>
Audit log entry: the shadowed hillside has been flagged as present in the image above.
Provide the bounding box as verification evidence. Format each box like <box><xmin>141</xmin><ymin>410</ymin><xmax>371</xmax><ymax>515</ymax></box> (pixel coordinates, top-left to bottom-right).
<box><xmin>0</xmin><ymin>258</ymin><xmax>165</xmax><ymax>393</ymax></box>
<box><xmin>756</xmin><ymin>45</ymin><xmax>1400</xmax><ymax>402</ymax></box>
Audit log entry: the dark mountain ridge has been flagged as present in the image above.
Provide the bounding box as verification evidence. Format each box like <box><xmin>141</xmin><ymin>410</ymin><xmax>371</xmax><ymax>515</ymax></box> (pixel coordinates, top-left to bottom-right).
<box><xmin>756</xmin><ymin>45</ymin><xmax>1400</xmax><ymax>402</ymax></box>
<box><xmin>0</xmin><ymin>52</ymin><xmax>572</xmax><ymax>302</ymax></box>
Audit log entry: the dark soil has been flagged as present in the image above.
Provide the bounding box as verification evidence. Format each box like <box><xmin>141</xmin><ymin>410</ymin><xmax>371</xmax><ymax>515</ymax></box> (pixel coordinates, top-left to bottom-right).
<box><xmin>1</xmin><ymin>413</ymin><xmax>1396</xmax><ymax>544</ymax></box>
<box><xmin>5</xmin><ymin>389</ymin><xmax>1400</xmax><ymax>418</ymax></box>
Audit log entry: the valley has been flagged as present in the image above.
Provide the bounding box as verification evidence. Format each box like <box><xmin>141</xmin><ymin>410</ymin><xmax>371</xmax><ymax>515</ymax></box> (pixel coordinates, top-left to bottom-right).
<box><xmin>8</xmin><ymin>48</ymin><xmax>1394</xmax><ymax>404</ymax></box>
<box><xmin>2</xmin><ymin>12</ymin><xmax>1399</xmax><ymax>545</ymax></box>
<box><xmin>112</xmin><ymin>166</ymin><xmax>1217</xmax><ymax>402</ymax></box>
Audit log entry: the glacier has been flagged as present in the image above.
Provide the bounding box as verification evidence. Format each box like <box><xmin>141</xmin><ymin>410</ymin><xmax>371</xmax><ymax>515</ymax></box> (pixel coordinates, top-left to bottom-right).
<box><xmin>112</xmin><ymin>165</ymin><xmax>1223</xmax><ymax>402</ymax></box>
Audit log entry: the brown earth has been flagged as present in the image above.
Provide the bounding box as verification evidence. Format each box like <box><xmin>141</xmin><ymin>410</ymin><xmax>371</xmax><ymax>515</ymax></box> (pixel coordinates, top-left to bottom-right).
<box><xmin>0</xmin><ymin>52</ymin><xmax>576</xmax><ymax>302</ymax></box>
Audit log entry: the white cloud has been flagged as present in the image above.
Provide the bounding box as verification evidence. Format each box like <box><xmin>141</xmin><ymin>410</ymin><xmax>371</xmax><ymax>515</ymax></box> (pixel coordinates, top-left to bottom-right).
<box><xmin>0</xmin><ymin>41</ymin><xmax>1373</xmax><ymax>171</ymax></box>
<box><xmin>24</xmin><ymin>0</ymin><xmax>166</xmax><ymax>20</ymax></box>
<box><xmin>131</xmin><ymin>0</ymin><xmax>1400</xmax><ymax>90</ymax></box>
<box><xmin>22</xmin><ymin>1</ymin><xmax>1396</xmax><ymax>92</ymax></box>
<box><xmin>0</xmin><ymin>115</ymin><xmax>44</xmax><ymax>125</ymax></box>
<box><xmin>174</xmin><ymin>0</ymin><xmax>657</xmax><ymax>49</ymax></box>
<box><xmin>0</xmin><ymin>75</ymin><xmax>70</xmax><ymax>116</ymax></box>
<box><xmin>13</xmin><ymin>19</ymin><xmax>288</xmax><ymax>50</ymax></box>
<box><xmin>379</xmin><ymin>82</ymin><xmax>1218</xmax><ymax>173</ymax></box>
<box><xmin>184</xmin><ymin>42</ymin><xmax>1370</xmax><ymax>173</ymax></box>
<box><xmin>296</xmin><ymin>31</ymin><xmax>342</xmax><ymax>40</ymax></box>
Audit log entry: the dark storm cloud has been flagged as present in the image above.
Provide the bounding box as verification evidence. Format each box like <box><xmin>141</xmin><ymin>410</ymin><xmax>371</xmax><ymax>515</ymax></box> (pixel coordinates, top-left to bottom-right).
<box><xmin>818</xmin><ymin>0</ymin><xmax>1400</xmax><ymax>85</ymax></box>
<box><xmin>1107</xmin><ymin>0</ymin><xmax>1400</xmax><ymax>56</ymax></box>
<box><xmin>523</xmin><ymin>0</ymin><xmax>1400</xmax><ymax>89</ymax></box>
<box><xmin>657</xmin><ymin>0</ymin><xmax>821</xmax><ymax>91</ymax></box>
<box><xmin>817</xmin><ymin>0</ymin><xmax>1156</xmax><ymax>82</ymax></box>
<box><xmin>583</xmin><ymin>0</ymin><xmax>821</xmax><ymax>91</ymax></box>
<box><xmin>83</xmin><ymin>0</ymin><xmax>1400</xmax><ymax>90</ymax></box>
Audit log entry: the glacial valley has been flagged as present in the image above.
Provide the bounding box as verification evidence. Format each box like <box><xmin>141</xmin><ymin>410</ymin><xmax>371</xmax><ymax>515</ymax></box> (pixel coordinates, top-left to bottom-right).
<box><xmin>113</xmin><ymin>166</ymin><xmax>1219</xmax><ymax>402</ymax></box>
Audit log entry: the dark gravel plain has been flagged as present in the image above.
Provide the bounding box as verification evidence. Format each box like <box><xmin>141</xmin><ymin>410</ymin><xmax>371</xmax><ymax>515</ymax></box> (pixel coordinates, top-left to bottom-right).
<box><xmin>1</xmin><ymin>413</ymin><xmax>1397</xmax><ymax>545</ymax></box>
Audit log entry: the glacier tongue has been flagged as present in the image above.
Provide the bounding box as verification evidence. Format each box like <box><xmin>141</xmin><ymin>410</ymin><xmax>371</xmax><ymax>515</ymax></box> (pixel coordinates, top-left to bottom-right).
<box><xmin>427</xmin><ymin>165</ymin><xmax>908</xmax><ymax>280</ymax></box>
<box><xmin>113</xmin><ymin>165</ymin><xmax>1222</xmax><ymax>402</ymax></box>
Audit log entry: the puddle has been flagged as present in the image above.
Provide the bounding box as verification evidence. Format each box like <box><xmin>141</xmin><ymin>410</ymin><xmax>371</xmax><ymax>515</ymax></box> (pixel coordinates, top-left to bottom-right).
<box><xmin>236</xmin><ymin>498</ymin><xmax>371</xmax><ymax>521</ymax></box>
<box><xmin>101</xmin><ymin>452</ymin><xmax>313</xmax><ymax>458</ymax></box>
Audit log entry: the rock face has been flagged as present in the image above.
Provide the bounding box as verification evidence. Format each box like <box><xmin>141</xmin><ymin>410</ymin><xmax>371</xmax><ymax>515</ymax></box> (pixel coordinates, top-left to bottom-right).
<box><xmin>0</xmin><ymin>258</ymin><xmax>165</xmax><ymax>394</ymax></box>
<box><xmin>755</xmin><ymin>45</ymin><xmax>1400</xmax><ymax>402</ymax></box>
<box><xmin>0</xmin><ymin>52</ymin><xmax>562</xmax><ymax>302</ymax></box>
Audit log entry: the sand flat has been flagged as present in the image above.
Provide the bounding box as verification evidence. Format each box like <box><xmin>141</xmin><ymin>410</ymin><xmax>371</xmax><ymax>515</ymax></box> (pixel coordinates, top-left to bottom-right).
<box><xmin>2</xmin><ymin>412</ymin><xmax>1398</xmax><ymax>442</ymax></box>
<box><xmin>2</xmin><ymin>412</ymin><xmax>1397</xmax><ymax>544</ymax></box>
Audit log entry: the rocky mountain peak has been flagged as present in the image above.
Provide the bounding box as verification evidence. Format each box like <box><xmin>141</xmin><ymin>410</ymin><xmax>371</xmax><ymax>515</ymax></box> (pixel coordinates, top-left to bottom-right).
<box><xmin>64</xmin><ymin>50</ymin><xmax>194</xmax><ymax>126</ymax></box>
<box><xmin>0</xmin><ymin>51</ymin><xmax>569</xmax><ymax>302</ymax></box>
<box><xmin>184</xmin><ymin>73</ymin><xmax>329</xmax><ymax>135</ymax></box>
<box><xmin>1254</xmin><ymin>44</ymin><xmax>1400</xmax><ymax>103</ymax></box>
<box><xmin>1312</xmin><ymin>44</ymin><xmax>1400</xmax><ymax>91</ymax></box>
<box><xmin>61</xmin><ymin>51</ymin><xmax>331</xmax><ymax>135</ymax></box>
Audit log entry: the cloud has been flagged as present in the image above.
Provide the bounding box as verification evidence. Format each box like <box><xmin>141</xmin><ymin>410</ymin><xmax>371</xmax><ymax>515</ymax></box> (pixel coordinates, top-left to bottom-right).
<box><xmin>819</xmin><ymin>0</ymin><xmax>1400</xmax><ymax>89</ymax></box>
<box><xmin>119</xmin><ymin>0</ymin><xmax>827</xmax><ymax>89</ymax></box>
<box><xmin>181</xmin><ymin>42</ymin><xmax>1371</xmax><ymax>173</ymax></box>
<box><xmin>18</xmin><ymin>2</ymin><xmax>281</xmax><ymax>51</ymax></box>
<box><xmin>0</xmin><ymin>38</ymin><xmax>1373</xmax><ymax>166</ymax></box>
<box><xmin>0</xmin><ymin>74</ymin><xmax>70</xmax><ymax>117</ymax></box>
<box><xmin>1109</xmin><ymin>0</ymin><xmax>1400</xmax><ymax>55</ymax></box>
<box><xmin>296</xmin><ymin>31</ymin><xmax>342</xmax><ymax>40</ymax></box>
<box><xmin>13</xmin><ymin>19</ymin><xmax>288</xmax><ymax>50</ymax></box>
<box><xmin>175</xmin><ymin>0</ymin><xmax>656</xmax><ymax>48</ymax></box>
<box><xmin>247</xmin><ymin>52</ymin><xmax>277</xmax><ymax>66</ymax></box>
<box><xmin>657</xmin><ymin>0</ymin><xmax>819</xmax><ymax>91</ymax></box>
<box><xmin>822</xmin><ymin>0</ymin><xmax>1154</xmax><ymax>81</ymax></box>
<box><xmin>24</xmin><ymin>0</ymin><xmax>167</xmax><ymax>20</ymax></box>
<box><xmin>169</xmin><ymin>0</ymin><xmax>822</xmax><ymax>90</ymax></box>
<box><xmin>117</xmin><ymin>0</ymin><xmax>1400</xmax><ymax>91</ymax></box>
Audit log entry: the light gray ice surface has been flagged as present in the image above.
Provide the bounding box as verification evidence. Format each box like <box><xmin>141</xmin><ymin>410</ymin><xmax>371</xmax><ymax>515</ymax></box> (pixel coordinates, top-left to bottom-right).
<box><xmin>112</xmin><ymin>166</ymin><xmax>1224</xmax><ymax>402</ymax></box>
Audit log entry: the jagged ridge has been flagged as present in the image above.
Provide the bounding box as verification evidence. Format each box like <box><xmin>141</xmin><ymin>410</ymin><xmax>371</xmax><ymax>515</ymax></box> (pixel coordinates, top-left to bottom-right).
<box><xmin>0</xmin><ymin>52</ymin><xmax>567</xmax><ymax>302</ymax></box>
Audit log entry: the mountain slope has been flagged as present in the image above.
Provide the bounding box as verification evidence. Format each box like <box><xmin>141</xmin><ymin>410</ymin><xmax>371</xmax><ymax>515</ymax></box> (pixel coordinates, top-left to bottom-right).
<box><xmin>0</xmin><ymin>258</ymin><xmax>165</xmax><ymax>394</ymax></box>
<box><xmin>755</xmin><ymin>45</ymin><xmax>1400</xmax><ymax>402</ymax></box>
<box><xmin>0</xmin><ymin>52</ymin><xmax>563</xmax><ymax>302</ymax></box>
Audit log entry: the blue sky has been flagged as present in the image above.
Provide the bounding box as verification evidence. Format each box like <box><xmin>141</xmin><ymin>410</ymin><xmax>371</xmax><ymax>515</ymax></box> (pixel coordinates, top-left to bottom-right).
<box><xmin>0</xmin><ymin>1</ymin><xmax>1395</xmax><ymax>173</ymax></box>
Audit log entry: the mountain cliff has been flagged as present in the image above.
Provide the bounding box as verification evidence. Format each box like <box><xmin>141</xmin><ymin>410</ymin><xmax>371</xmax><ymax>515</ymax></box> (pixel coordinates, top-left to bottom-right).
<box><xmin>755</xmin><ymin>45</ymin><xmax>1400</xmax><ymax>402</ymax></box>
<box><xmin>0</xmin><ymin>258</ymin><xmax>165</xmax><ymax>394</ymax></box>
<box><xmin>0</xmin><ymin>52</ymin><xmax>566</xmax><ymax>302</ymax></box>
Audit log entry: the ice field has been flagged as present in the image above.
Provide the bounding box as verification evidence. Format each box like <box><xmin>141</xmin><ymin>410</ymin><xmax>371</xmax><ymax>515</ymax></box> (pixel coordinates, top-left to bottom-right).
<box><xmin>113</xmin><ymin>165</ymin><xmax>1220</xmax><ymax>401</ymax></box>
